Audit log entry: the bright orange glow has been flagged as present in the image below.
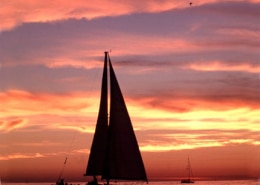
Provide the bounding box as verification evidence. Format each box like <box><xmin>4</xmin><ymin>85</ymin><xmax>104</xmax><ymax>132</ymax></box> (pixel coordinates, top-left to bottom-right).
<box><xmin>0</xmin><ymin>153</ymin><xmax>44</xmax><ymax>160</ymax></box>
<box><xmin>0</xmin><ymin>90</ymin><xmax>96</xmax><ymax>117</ymax></box>
<box><xmin>1</xmin><ymin>90</ymin><xmax>259</xmax><ymax>149</ymax></box>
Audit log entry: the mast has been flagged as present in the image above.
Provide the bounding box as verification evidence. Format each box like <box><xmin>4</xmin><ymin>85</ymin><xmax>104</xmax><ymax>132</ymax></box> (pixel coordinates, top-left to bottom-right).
<box><xmin>187</xmin><ymin>157</ymin><xmax>193</xmax><ymax>181</ymax></box>
<box><xmin>188</xmin><ymin>157</ymin><xmax>191</xmax><ymax>180</ymax></box>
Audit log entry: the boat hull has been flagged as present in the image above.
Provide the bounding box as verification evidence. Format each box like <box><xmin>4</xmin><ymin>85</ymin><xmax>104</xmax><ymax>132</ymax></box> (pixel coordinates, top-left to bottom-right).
<box><xmin>87</xmin><ymin>181</ymin><xmax>102</xmax><ymax>185</ymax></box>
<box><xmin>181</xmin><ymin>179</ymin><xmax>194</xmax><ymax>183</ymax></box>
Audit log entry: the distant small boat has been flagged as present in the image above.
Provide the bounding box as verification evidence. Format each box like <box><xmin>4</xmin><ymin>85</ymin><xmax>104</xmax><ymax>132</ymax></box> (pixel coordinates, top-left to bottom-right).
<box><xmin>84</xmin><ymin>52</ymin><xmax>147</xmax><ymax>185</ymax></box>
<box><xmin>181</xmin><ymin>157</ymin><xmax>194</xmax><ymax>183</ymax></box>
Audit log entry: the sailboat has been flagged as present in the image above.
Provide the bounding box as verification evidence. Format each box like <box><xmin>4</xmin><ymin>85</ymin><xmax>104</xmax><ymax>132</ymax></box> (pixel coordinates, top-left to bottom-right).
<box><xmin>181</xmin><ymin>157</ymin><xmax>194</xmax><ymax>183</ymax></box>
<box><xmin>85</xmin><ymin>52</ymin><xmax>148</xmax><ymax>185</ymax></box>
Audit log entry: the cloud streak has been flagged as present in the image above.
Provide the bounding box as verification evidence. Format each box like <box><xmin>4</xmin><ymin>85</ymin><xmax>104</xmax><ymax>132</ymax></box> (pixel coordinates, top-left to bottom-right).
<box><xmin>183</xmin><ymin>61</ymin><xmax>260</xmax><ymax>73</ymax></box>
<box><xmin>0</xmin><ymin>152</ymin><xmax>44</xmax><ymax>160</ymax></box>
<box><xmin>1</xmin><ymin>2</ymin><xmax>259</xmax><ymax>76</ymax></box>
<box><xmin>0</xmin><ymin>119</ymin><xmax>26</xmax><ymax>132</ymax></box>
<box><xmin>0</xmin><ymin>90</ymin><xmax>93</xmax><ymax>115</ymax></box>
<box><xmin>138</xmin><ymin>129</ymin><xmax>259</xmax><ymax>152</ymax></box>
<box><xmin>3</xmin><ymin>0</ymin><xmax>258</xmax><ymax>31</ymax></box>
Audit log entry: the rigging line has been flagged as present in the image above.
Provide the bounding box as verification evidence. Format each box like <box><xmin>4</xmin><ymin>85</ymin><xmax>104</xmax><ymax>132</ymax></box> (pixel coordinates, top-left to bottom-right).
<box><xmin>56</xmin><ymin>130</ymin><xmax>77</xmax><ymax>182</ymax></box>
<box><xmin>85</xmin><ymin>56</ymin><xmax>103</xmax><ymax>129</ymax></box>
<box><xmin>66</xmin><ymin>129</ymin><xmax>77</xmax><ymax>156</ymax></box>
<box><xmin>58</xmin><ymin>54</ymin><xmax>103</xmax><ymax>182</ymax></box>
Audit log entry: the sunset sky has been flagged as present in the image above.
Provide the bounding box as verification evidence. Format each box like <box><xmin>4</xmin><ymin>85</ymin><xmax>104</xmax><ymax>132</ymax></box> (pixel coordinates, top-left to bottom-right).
<box><xmin>0</xmin><ymin>0</ymin><xmax>259</xmax><ymax>182</ymax></box>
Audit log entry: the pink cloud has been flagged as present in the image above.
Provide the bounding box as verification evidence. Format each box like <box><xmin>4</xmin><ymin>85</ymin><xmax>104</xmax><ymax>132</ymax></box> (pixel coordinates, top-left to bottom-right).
<box><xmin>183</xmin><ymin>60</ymin><xmax>260</xmax><ymax>73</ymax></box>
<box><xmin>1</xmin><ymin>0</ymin><xmax>256</xmax><ymax>31</ymax></box>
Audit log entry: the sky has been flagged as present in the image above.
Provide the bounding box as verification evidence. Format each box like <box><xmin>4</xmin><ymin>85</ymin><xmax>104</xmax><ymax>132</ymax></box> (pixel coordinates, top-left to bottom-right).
<box><xmin>0</xmin><ymin>0</ymin><xmax>259</xmax><ymax>182</ymax></box>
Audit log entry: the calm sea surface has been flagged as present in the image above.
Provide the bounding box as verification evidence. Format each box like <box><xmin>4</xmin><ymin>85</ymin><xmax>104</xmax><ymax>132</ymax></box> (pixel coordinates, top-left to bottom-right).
<box><xmin>1</xmin><ymin>180</ymin><xmax>260</xmax><ymax>185</ymax></box>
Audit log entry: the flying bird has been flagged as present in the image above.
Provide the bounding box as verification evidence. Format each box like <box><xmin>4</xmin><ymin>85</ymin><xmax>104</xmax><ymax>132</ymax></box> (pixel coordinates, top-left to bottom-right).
<box><xmin>189</xmin><ymin>2</ymin><xmax>193</xmax><ymax>6</ymax></box>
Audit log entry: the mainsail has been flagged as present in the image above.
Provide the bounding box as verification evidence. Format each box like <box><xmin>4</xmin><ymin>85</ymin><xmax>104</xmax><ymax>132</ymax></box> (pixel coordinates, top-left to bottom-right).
<box><xmin>85</xmin><ymin>52</ymin><xmax>147</xmax><ymax>183</ymax></box>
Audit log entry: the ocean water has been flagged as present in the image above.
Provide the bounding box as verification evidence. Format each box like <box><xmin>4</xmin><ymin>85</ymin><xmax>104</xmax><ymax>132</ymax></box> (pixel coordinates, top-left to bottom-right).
<box><xmin>1</xmin><ymin>180</ymin><xmax>260</xmax><ymax>185</ymax></box>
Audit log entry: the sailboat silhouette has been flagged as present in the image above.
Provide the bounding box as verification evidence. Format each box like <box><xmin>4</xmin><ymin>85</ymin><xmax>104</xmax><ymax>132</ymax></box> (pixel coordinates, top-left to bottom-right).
<box><xmin>181</xmin><ymin>157</ymin><xmax>194</xmax><ymax>183</ymax></box>
<box><xmin>85</xmin><ymin>52</ymin><xmax>147</xmax><ymax>185</ymax></box>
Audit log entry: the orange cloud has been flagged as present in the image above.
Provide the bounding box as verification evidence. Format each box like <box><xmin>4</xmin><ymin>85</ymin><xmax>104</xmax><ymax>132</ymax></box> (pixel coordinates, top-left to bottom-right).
<box><xmin>137</xmin><ymin>128</ymin><xmax>260</xmax><ymax>152</ymax></box>
<box><xmin>1</xmin><ymin>88</ymin><xmax>259</xmax><ymax>130</ymax></box>
<box><xmin>0</xmin><ymin>150</ymin><xmax>70</xmax><ymax>161</ymax></box>
<box><xmin>0</xmin><ymin>90</ymin><xmax>101</xmax><ymax>132</ymax></box>
<box><xmin>0</xmin><ymin>90</ymin><xmax>95</xmax><ymax>117</ymax></box>
<box><xmin>0</xmin><ymin>152</ymin><xmax>44</xmax><ymax>160</ymax></box>
<box><xmin>0</xmin><ymin>89</ymin><xmax>103</xmax><ymax>134</ymax></box>
<box><xmin>1</xmin><ymin>88</ymin><xmax>259</xmax><ymax>153</ymax></box>
<box><xmin>52</xmin><ymin>124</ymin><xmax>95</xmax><ymax>133</ymax></box>
<box><xmin>0</xmin><ymin>119</ymin><xmax>26</xmax><ymax>132</ymax></box>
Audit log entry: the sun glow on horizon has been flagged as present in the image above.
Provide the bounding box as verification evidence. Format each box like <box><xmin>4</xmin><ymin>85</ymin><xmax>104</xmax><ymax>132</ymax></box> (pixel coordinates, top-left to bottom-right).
<box><xmin>1</xmin><ymin>89</ymin><xmax>258</xmax><ymax>137</ymax></box>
